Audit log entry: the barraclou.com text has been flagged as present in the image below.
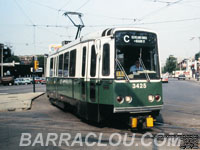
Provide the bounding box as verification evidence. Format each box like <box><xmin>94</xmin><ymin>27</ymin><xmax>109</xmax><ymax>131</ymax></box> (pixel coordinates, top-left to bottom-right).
<box><xmin>19</xmin><ymin>132</ymin><xmax>182</xmax><ymax>147</ymax></box>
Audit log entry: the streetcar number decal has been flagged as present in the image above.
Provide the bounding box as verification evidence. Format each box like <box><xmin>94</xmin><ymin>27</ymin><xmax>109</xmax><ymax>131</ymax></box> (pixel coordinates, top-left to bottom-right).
<box><xmin>132</xmin><ymin>83</ymin><xmax>147</xmax><ymax>89</ymax></box>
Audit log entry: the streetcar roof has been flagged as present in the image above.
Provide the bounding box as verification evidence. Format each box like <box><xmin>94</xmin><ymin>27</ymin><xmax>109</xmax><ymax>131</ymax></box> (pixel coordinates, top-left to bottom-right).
<box><xmin>49</xmin><ymin>27</ymin><xmax>157</xmax><ymax>56</ymax></box>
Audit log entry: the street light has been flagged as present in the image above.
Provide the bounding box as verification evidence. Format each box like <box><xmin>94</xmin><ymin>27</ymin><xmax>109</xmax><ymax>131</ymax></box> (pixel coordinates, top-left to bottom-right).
<box><xmin>0</xmin><ymin>44</ymin><xmax>4</xmax><ymax>78</ymax></box>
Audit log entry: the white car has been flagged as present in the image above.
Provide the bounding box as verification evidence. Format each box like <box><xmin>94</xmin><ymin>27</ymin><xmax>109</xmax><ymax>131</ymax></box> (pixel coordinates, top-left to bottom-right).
<box><xmin>14</xmin><ymin>78</ymin><xmax>31</xmax><ymax>85</ymax></box>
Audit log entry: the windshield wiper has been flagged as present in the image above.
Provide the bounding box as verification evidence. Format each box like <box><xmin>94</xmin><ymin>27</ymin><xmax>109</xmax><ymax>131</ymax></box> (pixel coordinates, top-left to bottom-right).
<box><xmin>115</xmin><ymin>58</ymin><xmax>130</xmax><ymax>82</ymax></box>
<box><xmin>139</xmin><ymin>48</ymin><xmax>151</xmax><ymax>82</ymax></box>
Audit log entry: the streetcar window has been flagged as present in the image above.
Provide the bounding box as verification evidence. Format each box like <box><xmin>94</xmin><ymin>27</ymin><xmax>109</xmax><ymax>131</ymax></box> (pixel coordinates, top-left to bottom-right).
<box><xmin>115</xmin><ymin>31</ymin><xmax>160</xmax><ymax>80</ymax></box>
<box><xmin>90</xmin><ymin>45</ymin><xmax>96</xmax><ymax>77</ymax></box>
<box><xmin>56</xmin><ymin>56</ymin><xmax>58</xmax><ymax>77</ymax></box>
<box><xmin>63</xmin><ymin>52</ymin><xmax>69</xmax><ymax>77</ymax></box>
<box><xmin>50</xmin><ymin>58</ymin><xmax>53</xmax><ymax>77</ymax></box>
<box><xmin>58</xmin><ymin>54</ymin><xmax>63</xmax><ymax>77</ymax></box>
<box><xmin>82</xmin><ymin>47</ymin><xmax>86</xmax><ymax>77</ymax></box>
<box><xmin>53</xmin><ymin>57</ymin><xmax>55</xmax><ymax>77</ymax></box>
<box><xmin>102</xmin><ymin>44</ymin><xmax>110</xmax><ymax>76</ymax></box>
<box><xmin>69</xmin><ymin>50</ymin><xmax>76</xmax><ymax>77</ymax></box>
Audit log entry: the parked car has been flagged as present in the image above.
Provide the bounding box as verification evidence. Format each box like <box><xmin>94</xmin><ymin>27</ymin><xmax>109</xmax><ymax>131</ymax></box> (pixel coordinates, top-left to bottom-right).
<box><xmin>1</xmin><ymin>76</ymin><xmax>14</xmax><ymax>86</ymax></box>
<box><xmin>14</xmin><ymin>78</ymin><xmax>31</xmax><ymax>85</ymax></box>
<box><xmin>41</xmin><ymin>77</ymin><xmax>46</xmax><ymax>84</ymax></box>
<box><xmin>24</xmin><ymin>78</ymin><xmax>32</xmax><ymax>84</ymax></box>
<box><xmin>178</xmin><ymin>74</ymin><xmax>186</xmax><ymax>80</ymax></box>
<box><xmin>34</xmin><ymin>77</ymin><xmax>42</xmax><ymax>84</ymax></box>
<box><xmin>162</xmin><ymin>76</ymin><xmax>168</xmax><ymax>83</ymax></box>
<box><xmin>14</xmin><ymin>79</ymin><xmax>21</xmax><ymax>85</ymax></box>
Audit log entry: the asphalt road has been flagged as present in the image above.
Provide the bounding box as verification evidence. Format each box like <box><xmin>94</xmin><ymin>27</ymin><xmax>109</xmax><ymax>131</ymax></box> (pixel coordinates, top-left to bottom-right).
<box><xmin>0</xmin><ymin>84</ymin><xmax>46</xmax><ymax>94</ymax></box>
<box><xmin>0</xmin><ymin>79</ymin><xmax>200</xmax><ymax>150</ymax></box>
<box><xmin>161</xmin><ymin>78</ymin><xmax>200</xmax><ymax>129</ymax></box>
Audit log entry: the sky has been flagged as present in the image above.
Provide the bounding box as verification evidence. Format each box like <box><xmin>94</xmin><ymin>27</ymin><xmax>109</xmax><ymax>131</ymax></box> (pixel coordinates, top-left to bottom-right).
<box><xmin>0</xmin><ymin>0</ymin><xmax>200</xmax><ymax>65</ymax></box>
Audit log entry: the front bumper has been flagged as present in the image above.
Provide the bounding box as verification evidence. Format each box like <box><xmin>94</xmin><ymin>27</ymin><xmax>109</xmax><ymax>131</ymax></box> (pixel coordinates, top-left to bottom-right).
<box><xmin>113</xmin><ymin>105</ymin><xmax>163</xmax><ymax>113</ymax></box>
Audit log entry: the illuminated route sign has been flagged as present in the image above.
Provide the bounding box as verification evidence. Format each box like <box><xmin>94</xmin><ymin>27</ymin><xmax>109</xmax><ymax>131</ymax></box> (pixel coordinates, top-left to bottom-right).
<box><xmin>115</xmin><ymin>31</ymin><xmax>157</xmax><ymax>46</ymax></box>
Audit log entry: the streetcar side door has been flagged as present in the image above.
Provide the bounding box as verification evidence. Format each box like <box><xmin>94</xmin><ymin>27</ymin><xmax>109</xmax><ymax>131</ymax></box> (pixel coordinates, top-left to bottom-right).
<box><xmin>87</xmin><ymin>41</ymin><xmax>99</xmax><ymax>103</ymax></box>
<box><xmin>80</xmin><ymin>43</ymin><xmax>88</xmax><ymax>101</ymax></box>
<box><xmin>85</xmin><ymin>41</ymin><xmax>101</xmax><ymax>121</ymax></box>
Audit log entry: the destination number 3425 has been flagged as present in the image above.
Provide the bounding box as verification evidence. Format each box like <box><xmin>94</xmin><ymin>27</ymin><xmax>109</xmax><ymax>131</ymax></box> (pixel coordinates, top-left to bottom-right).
<box><xmin>132</xmin><ymin>83</ymin><xmax>147</xmax><ymax>89</ymax></box>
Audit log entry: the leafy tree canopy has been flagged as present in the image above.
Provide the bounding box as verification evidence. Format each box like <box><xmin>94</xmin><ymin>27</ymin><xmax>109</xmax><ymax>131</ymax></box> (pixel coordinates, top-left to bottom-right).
<box><xmin>163</xmin><ymin>55</ymin><xmax>178</xmax><ymax>73</ymax></box>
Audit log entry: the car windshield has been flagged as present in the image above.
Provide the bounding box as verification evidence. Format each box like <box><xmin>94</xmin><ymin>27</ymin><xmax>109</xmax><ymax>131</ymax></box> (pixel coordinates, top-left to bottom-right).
<box><xmin>115</xmin><ymin>31</ymin><xmax>160</xmax><ymax>80</ymax></box>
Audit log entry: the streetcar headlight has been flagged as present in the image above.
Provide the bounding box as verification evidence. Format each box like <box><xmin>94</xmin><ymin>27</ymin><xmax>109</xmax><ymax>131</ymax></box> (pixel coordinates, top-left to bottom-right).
<box><xmin>148</xmin><ymin>95</ymin><xmax>154</xmax><ymax>102</ymax></box>
<box><xmin>155</xmin><ymin>95</ymin><xmax>161</xmax><ymax>102</ymax></box>
<box><xmin>116</xmin><ymin>96</ymin><xmax>124</xmax><ymax>104</ymax></box>
<box><xmin>125</xmin><ymin>96</ymin><xmax>132</xmax><ymax>103</ymax></box>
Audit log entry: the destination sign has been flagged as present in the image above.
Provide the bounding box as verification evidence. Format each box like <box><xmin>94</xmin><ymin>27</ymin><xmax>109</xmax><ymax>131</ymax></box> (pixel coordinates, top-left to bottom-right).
<box><xmin>115</xmin><ymin>31</ymin><xmax>157</xmax><ymax>45</ymax></box>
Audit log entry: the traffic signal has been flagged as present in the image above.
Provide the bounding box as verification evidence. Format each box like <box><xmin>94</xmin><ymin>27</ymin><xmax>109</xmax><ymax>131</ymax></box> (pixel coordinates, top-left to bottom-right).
<box><xmin>34</xmin><ymin>60</ymin><xmax>39</xmax><ymax>70</ymax></box>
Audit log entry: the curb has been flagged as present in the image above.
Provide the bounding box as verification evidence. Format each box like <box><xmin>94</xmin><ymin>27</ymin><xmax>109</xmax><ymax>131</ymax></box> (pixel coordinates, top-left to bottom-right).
<box><xmin>32</xmin><ymin>92</ymin><xmax>45</xmax><ymax>101</ymax></box>
<box><xmin>30</xmin><ymin>92</ymin><xmax>45</xmax><ymax>110</ymax></box>
<box><xmin>0</xmin><ymin>92</ymin><xmax>46</xmax><ymax>112</ymax></box>
<box><xmin>186</xmin><ymin>79</ymin><xmax>200</xmax><ymax>84</ymax></box>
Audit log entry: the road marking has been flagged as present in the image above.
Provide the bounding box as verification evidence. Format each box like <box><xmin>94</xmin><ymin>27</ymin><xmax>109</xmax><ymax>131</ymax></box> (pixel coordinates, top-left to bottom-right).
<box><xmin>0</xmin><ymin>93</ymin><xmax>8</xmax><ymax>95</ymax></box>
<box><xmin>164</xmin><ymin>102</ymin><xmax>199</xmax><ymax>108</ymax></box>
<box><xmin>0</xmin><ymin>88</ymin><xmax>10</xmax><ymax>91</ymax></box>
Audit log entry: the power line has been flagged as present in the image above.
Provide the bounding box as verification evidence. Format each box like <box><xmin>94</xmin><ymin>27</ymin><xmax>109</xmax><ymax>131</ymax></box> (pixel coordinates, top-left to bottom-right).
<box><xmin>85</xmin><ymin>12</ymin><xmax>137</xmax><ymax>21</ymax></box>
<box><xmin>37</xmin><ymin>26</ymin><xmax>73</xmax><ymax>38</ymax></box>
<box><xmin>27</xmin><ymin>0</ymin><xmax>58</xmax><ymax>11</ymax></box>
<box><xmin>85</xmin><ymin>17</ymin><xmax>200</xmax><ymax>27</ymax></box>
<box><xmin>137</xmin><ymin>0</ymin><xmax>184</xmax><ymax>22</ymax></box>
<box><xmin>75</xmin><ymin>0</ymin><xmax>91</xmax><ymax>11</ymax></box>
<box><xmin>1</xmin><ymin>16</ymin><xmax>200</xmax><ymax>28</ymax></box>
<box><xmin>58</xmin><ymin>0</ymin><xmax>73</xmax><ymax>11</ymax></box>
<box><xmin>26</xmin><ymin>24</ymin><xmax>73</xmax><ymax>28</ymax></box>
<box><xmin>14</xmin><ymin>0</ymin><xmax>35</xmax><ymax>25</ymax></box>
<box><xmin>136</xmin><ymin>17</ymin><xmax>200</xmax><ymax>25</ymax></box>
<box><xmin>56</xmin><ymin>0</ymin><xmax>73</xmax><ymax>27</ymax></box>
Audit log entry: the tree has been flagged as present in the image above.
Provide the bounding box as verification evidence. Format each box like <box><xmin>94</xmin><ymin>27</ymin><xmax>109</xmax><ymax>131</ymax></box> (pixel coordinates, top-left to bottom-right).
<box><xmin>163</xmin><ymin>55</ymin><xmax>177</xmax><ymax>73</ymax></box>
<box><xmin>30</xmin><ymin>55</ymin><xmax>44</xmax><ymax>67</ymax></box>
<box><xmin>4</xmin><ymin>55</ymin><xmax>20</xmax><ymax>63</ymax></box>
<box><xmin>37</xmin><ymin>55</ymin><xmax>44</xmax><ymax>67</ymax></box>
<box><xmin>1</xmin><ymin>47</ymin><xmax>21</xmax><ymax>63</ymax></box>
<box><xmin>195</xmin><ymin>52</ymin><xmax>200</xmax><ymax>61</ymax></box>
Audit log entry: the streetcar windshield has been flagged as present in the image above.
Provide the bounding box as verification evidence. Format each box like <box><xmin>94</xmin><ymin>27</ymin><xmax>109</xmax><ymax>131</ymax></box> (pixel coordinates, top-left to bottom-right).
<box><xmin>115</xmin><ymin>31</ymin><xmax>160</xmax><ymax>80</ymax></box>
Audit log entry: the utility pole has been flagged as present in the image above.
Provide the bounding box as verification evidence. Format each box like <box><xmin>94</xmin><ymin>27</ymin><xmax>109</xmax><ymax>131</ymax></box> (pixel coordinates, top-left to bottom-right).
<box><xmin>0</xmin><ymin>44</ymin><xmax>4</xmax><ymax>78</ymax></box>
<box><xmin>33</xmin><ymin>56</ymin><xmax>36</xmax><ymax>93</ymax></box>
<box><xmin>32</xmin><ymin>25</ymin><xmax>36</xmax><ymax>93</ymax></box>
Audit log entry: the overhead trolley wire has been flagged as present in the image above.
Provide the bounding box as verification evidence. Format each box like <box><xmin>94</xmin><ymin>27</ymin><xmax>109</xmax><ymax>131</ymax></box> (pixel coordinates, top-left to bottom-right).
<box><xmin>27</xmin><ymin>0</ymin><xmax>58</xmax><ymax>11</ymax></box>
<box><xmin>58</xmin><ymin>0</ymin><xmax>73</xmax><ymax>12</ymax></box>
<box><xmin>14</xmin><ymin>0</ymin><xmax>35</xmax><ymax>25</ymax></box>
<box><xmin>138</xmin><ymin>0</ymin><xmax>184</xmax><ymax>22</ymax></box>
<box><xmin>75</xmin><ymin>0</ymin><xmax>91</xmax><ymax>11</ymax></box>
<box><xmin>1</xmin><ymin>16</ymin><xmax>200</xmax><ymax>28</ymax></box>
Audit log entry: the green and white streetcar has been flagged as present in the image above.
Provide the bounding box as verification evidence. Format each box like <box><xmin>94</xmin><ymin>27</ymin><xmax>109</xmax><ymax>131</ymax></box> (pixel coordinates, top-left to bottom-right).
<box><xmin>46</xmin><ymin>27</ymin><xmax>163</xmax><ymax>129</ymax></box>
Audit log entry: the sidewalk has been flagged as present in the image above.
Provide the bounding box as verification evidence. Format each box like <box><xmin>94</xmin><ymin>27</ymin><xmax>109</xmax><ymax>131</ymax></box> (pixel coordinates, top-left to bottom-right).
<box><xmin>186</xmin><ymin>77</ymin><xmax>200</xmax><ymax>84</ymax></box>
<box><xmin>0</xmin><ymin>92</ymin><xmax>45</xmax><ymax>112</ymax></box>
